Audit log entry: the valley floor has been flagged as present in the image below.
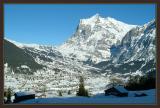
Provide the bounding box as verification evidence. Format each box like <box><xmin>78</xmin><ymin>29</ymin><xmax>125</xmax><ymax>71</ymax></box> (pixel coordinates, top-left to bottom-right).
<box><xmin>18</xmin><ymin>89</ymin><xmax>156</xmax><ymax>104</ymax></box>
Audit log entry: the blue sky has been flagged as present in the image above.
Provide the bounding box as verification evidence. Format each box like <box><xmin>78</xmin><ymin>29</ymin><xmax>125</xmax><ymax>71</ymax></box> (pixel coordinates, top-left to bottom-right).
<box><xmin>4</xmin><ymin>4</ymin><xmax>155</xmax><ymax>45</ymax></box>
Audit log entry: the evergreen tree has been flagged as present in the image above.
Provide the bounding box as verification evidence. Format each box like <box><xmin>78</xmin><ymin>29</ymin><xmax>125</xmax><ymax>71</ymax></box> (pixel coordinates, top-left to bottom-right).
<box><xmin>6</xmin><ymin>87</ymin><xmax>12</xmax><ymax>103</ymax></box>
<box><xmin>68</xmin><ymin>90</ymin><xmax>71</xmax><ymax>95</ymax></box>
<box><xmin>76</xmin><ymin>76</ymin><xmax>89</xmax><ymax>97</ymax></box>
<box><xmin>125</xmin><ymin>74</ymin><xmax>155</xmax><ymax>90</ymax></box>
<box><xmin>58</xmin><ymin>91</ymin><xmax>62</xmax><ymax>96</ymax></box>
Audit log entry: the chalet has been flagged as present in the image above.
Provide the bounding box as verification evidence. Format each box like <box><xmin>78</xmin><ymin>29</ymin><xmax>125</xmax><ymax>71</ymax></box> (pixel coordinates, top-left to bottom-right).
<box><xmin>13</xmin><ymin>92</ymin><xmax>35</xmax><ymax>103</ymax></box>
<box><xmin>104</xmin><ymin>84</ymin><xmax>128</xmax><ymax>97</ymax></box>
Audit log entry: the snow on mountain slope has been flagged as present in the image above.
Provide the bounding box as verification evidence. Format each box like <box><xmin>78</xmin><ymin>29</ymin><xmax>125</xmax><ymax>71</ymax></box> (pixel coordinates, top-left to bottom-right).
<box><xmin>58</xmin><ymin>14</ymin><xmax>136</xmax><ymax>63</ymax></box>
<box><xmin>5</xmin><ymin>38</ymin><xmax>58</xmax><ymax>52</ymax></box>
<box><xmin>111</xmin><ymin>19</ymin><xmax>156</xmax><ymax>63</ymax></box>
<box><xmin>100</xmin><ymin>19</ymin><xmax>156</xmax><ymax>74</ymax></box>
<box><xmin>5</xmin><ymin>38</ymin><xmax>41</xmax><ymax>49</ymax></box>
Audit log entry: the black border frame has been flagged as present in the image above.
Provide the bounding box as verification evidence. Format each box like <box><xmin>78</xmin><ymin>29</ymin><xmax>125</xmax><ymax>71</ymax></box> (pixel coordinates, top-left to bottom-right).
<box><xmin>0</xmin><ymin>0</ymin><xmax>160</xmax><ymax>108</ymax></box>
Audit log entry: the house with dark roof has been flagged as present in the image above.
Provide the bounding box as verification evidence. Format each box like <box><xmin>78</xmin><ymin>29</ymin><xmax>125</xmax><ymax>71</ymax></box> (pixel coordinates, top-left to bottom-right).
<box><xmin>13</xmin><ymin>92</ymin><xmax>35</xmax><ymax>103</ymax></box>
<box><xmin>104</xmin><ymin>85</ymin><xmax>128</xmax><ymax>97</ymax></box>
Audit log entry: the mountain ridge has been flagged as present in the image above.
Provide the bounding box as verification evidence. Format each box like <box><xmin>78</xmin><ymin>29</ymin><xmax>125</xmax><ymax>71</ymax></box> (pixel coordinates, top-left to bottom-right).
<box><xmin>4</xmin><ymin>14</ymin><xmax>156</xmax><ymax>95</ymax></box>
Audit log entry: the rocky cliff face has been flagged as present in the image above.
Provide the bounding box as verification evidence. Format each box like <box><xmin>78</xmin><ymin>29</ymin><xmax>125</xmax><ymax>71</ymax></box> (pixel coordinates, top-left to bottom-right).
<box><xmin>111</xmin><ymin>20</ymin><xmax>155</xmax><ymax>64</ymax></box>
<box><xmin>59</xmin><ymin>14</ymin><xmax>136</xmax><ymax>63</ymax></box>
<box><xmin>96</xmin><ymin>19</ymin><xmax>156</xmax><ymax>75</ymax></box>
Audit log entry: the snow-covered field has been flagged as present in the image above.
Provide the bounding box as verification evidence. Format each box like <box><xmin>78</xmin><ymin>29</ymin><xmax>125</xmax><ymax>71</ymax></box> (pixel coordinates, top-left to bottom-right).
<box><xmin>18</xmin><ymin>89</ymin><xmax>156</xmax><ymax>104</ymax></box>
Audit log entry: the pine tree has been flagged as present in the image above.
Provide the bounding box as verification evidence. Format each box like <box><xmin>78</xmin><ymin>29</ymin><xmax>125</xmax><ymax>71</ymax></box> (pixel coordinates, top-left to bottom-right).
<box><xmin>58</xmin><ymin>91</ymin><xmax>62</xmax><ymax>96</ymax></box>
<box><xmin>68</xmin><ymin>90</ymin><xmax>71</xmax><ymax>95</ymax></box>
<box><xmin>76</xmin><ymin>76</ymin><xmax>89</xmax><ymax>97</ymax></box>
<box><xmin>125</xmin><ymin>74</ymin><xmax>155</xmax><ymax>90</ymax></box>
<box><xmin>6</xmin><ymin>87</ymin><xmax>12</xmax><ymax>103</ymax></box>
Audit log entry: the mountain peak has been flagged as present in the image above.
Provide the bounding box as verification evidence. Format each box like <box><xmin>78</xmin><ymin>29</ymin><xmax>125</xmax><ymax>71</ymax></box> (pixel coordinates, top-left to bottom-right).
<box><xmin>90</xmin><ymin>14</ymin><xmax>115</xmax><ymax>21</ymax></box>
<box><xmin>91</xmin><ymin>13</ymin><xmax>101</xmax><ymax>19</ymax></box>
<box><xmin>80</xmin><ymin>14</ymin><xmax>101</xmax><ymax>25</ymax></box>
<box><xmin>79</xmin><ymin>14</ymin><xmax>134</xmax><ymax>28</ymax></box>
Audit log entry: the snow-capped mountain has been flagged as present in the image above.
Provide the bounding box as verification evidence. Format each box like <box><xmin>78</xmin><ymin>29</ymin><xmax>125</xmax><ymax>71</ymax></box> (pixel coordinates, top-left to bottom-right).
<box><xmin>59</xmin><ymin>14</ymin><xmax>136</xmax><ymax>63</ymax></box>
<box><xmin>95</xmin><ymin>19</ymin><xmax>156</xmax><ymax>75</ymax></box>
<box><xmin>4</xmin><ymin>14</ymin><xmax>156</xmax><ymax>97</ymax></box>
